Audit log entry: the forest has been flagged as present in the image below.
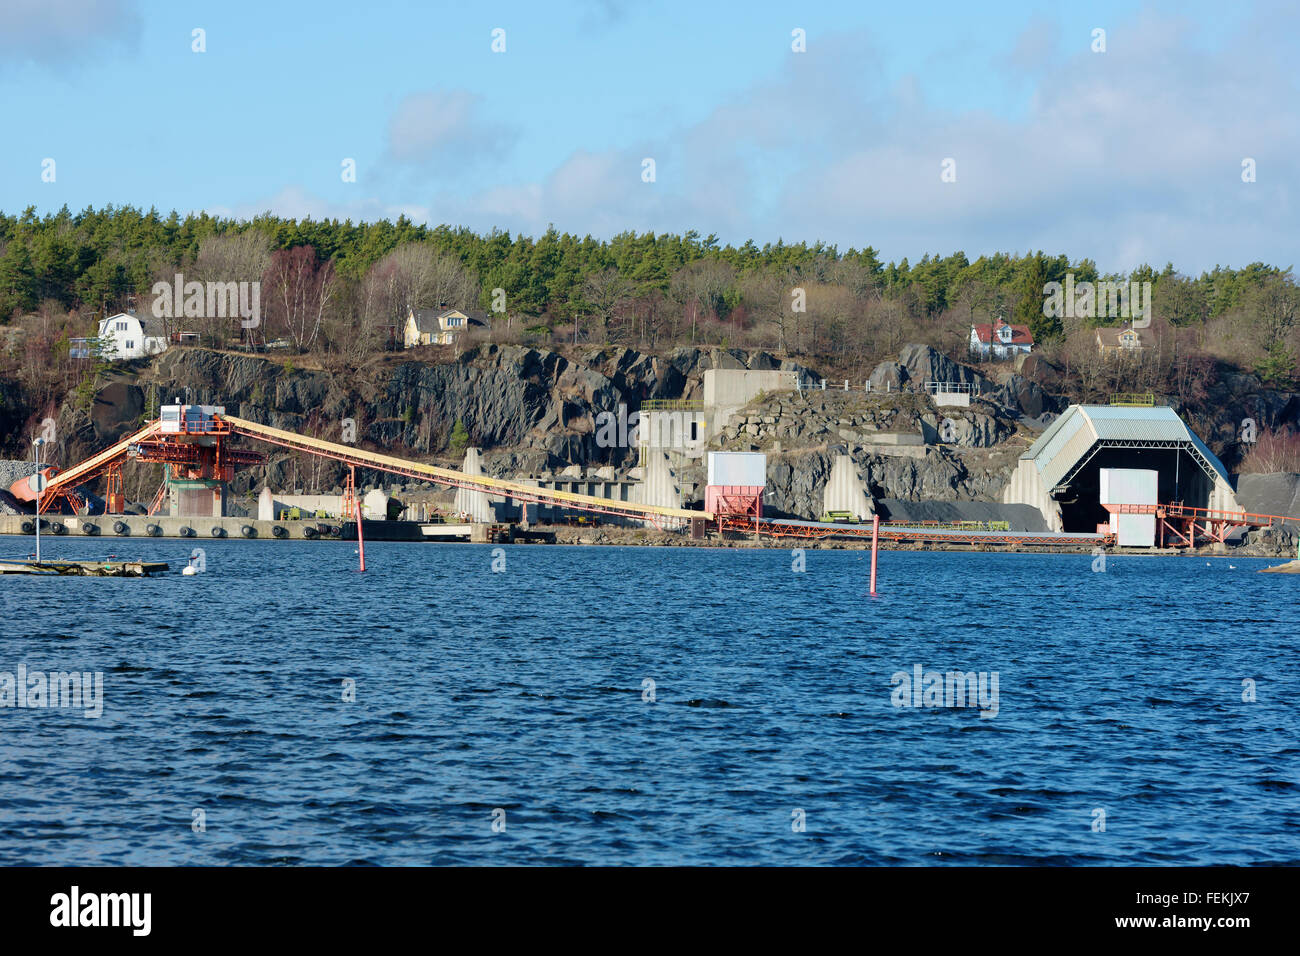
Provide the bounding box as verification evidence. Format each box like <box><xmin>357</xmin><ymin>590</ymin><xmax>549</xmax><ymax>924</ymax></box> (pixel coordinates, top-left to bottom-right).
<box><xmin>1</xmin><ymin>204</ymin><xmax>1297</xmax><ymax>440</ymax></box>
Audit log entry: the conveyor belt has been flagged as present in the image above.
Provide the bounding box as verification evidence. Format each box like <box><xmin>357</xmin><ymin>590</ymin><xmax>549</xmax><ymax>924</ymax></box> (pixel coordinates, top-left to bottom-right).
<box><xmin>218</xmin><ymin>414</ymin><xmax>708</xmax><ymax>523</ymax></box>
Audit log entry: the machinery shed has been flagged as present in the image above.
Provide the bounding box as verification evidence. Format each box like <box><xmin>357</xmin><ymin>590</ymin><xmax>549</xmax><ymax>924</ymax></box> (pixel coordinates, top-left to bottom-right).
<box><xmin>1003</xmin><ymin>404</ymin><xmax>1239</xmax><ymax>533</ymax></box>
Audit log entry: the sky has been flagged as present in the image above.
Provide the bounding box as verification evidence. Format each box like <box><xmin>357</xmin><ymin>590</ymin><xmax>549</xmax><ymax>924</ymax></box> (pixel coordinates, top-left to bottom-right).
<box><xmin>0</xmin><ymin>0</ymin><xmax>1295</xmax><ymax>274</ymax></box>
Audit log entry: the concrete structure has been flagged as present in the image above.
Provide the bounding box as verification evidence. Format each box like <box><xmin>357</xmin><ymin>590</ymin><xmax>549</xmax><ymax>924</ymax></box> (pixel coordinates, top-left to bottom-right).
<box><xmin>636</xmin><ymin>407</ymin><xmax>710</xmax><ymax>461</ymax></box>
<box><xmin>453</xmin><ymin>448</ymin><xmax>494</xmax><ymax>522</ymax></box>
<box><xmin>925</xmin><ymin>381</ymin><xmax>975</xmax><ymax>407</ymax></box>
<box><xmin>634</xmin><ymin>450</ymin><xmax>683</xmax><ymax>527</ymax></box>
<box><xmin>258</xmin><ymin>487</ymin><xmax>390</xmax><ymax>521</ymax></box>
<box><xmin>821</xmin><ymin>455</ymin><xmax>874</xmax><ymax>520</ymax></box>
<box><xmin>169</xmin><ymin>479</ymin><xmax>225</xmax><ymax>518</ymax></box>
<box><xmin>96</xmin><ymin>311</ymin><xmax>168</xmax><ymax>360</ymax></box>
<box><xmin>701</xmin><ymin>368</ymin><xmax>803</xmax><ymax>444</ymax></box>
<box><xmin>1003</xmin><ymin>404</ymin><xmax>1239</xmax><ymax>536</ymax></box>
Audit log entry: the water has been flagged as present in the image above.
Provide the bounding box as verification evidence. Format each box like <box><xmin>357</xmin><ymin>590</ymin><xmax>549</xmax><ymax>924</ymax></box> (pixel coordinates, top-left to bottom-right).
<box><xmin>1</xmin><ymin>538</ymin><xmax>1296</xmax><ymax>865</ymax></box>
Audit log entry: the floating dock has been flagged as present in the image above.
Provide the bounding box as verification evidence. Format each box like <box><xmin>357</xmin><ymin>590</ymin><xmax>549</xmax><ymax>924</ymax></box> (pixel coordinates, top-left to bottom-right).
<box><xmin>0</xmin><ymin>559</ymin><xmax>169</xmax><ymax>577</ymax></box>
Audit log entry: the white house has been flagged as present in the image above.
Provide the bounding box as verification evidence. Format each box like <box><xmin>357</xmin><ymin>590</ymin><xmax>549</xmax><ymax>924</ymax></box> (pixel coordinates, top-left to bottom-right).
<box><xmin>970</xmin><ymin>316</ymin><xmax>1034</xmax><ymax>359</ymax></box>
<box><xmin>97</xmin><ymin>311</ymin><xmax>168</xmax><ymax>360</ymax></box>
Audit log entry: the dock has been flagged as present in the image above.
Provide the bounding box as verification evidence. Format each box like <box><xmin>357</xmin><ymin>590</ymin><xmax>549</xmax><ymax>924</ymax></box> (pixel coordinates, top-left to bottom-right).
<box><xmin>0</xmin><ymin>559</ymin><xmax>169</xmax><ymax>577</ymax></box>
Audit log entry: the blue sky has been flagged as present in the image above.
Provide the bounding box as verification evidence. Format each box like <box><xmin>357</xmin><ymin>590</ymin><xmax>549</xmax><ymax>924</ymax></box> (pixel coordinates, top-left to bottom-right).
<box><xmin>1</xmin><ymin>0</ymin><xmax>1295</xmax><ymax>273</ymax></box>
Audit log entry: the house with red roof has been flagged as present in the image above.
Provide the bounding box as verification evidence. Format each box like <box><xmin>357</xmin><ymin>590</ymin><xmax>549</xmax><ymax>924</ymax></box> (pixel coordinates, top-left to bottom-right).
<box><xmin>969</xmin><ymin>316</ymin><xmax>1034</xmax><ymax>360</ymax></box>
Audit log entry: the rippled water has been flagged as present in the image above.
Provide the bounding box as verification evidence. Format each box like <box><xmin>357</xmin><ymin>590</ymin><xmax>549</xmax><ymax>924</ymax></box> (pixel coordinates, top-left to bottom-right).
<box><xmin>1</xmin><ymin>537</ymin><xmax>1296</xmax><ymax>865</ymax></box>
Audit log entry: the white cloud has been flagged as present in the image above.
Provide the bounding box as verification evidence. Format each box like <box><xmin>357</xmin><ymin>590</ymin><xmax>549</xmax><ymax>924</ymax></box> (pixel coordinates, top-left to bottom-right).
<box><xmin>0</xmin><ymin>0</ymin><xmax>139</xmax><ymax>66</ymax></box>
<box><xmin>386</xmin><ymin>90</ymin><xmax>513</xmax><ymax>171</ymax></box>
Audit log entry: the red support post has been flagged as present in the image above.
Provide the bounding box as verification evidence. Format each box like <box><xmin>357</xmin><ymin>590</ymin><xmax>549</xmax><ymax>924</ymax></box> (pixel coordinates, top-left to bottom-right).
<box><xmin>870</xmin><ymin>513</ymin><xmax>879</xmax><ymax>596</ymax></box>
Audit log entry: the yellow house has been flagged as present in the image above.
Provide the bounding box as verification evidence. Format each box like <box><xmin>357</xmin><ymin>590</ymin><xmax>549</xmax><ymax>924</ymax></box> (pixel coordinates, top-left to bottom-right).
<box><xmin>1095</xmin><ymin>323</ymin><xmax>1152</xmax><ymax>356</ymax></box>
<box><xmin>403</xmin><ymin>306</ymin><xmax>484</xmax><ymax>348</ymax></box>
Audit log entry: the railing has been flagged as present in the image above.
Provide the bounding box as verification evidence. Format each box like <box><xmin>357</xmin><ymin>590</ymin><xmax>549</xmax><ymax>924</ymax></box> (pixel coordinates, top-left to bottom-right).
<box><xmin>1109</xmin><ymin>392</ymin><xmax>1156</xmax><ymax>407</ymax></box>
<box><xmin>925</xmin><ymin>381</ymin><xmax>977</xmax><ymax>395</ymax></box>
<box><xmin>640</xmin><ymin>399</ymin><xmax>703</xmax><ymax>411</ymax></box>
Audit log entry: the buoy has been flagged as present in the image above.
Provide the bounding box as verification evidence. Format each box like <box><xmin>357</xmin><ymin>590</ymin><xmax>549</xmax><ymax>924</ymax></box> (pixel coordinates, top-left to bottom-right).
<box><xmin>182</xmin><ymin>565</ymin><xmax>197</xmax><ymax>576</ymax></box>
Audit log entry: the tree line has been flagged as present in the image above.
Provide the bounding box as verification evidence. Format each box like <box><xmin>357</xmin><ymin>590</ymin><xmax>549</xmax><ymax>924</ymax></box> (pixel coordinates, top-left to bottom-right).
<box><xmin>0</xmin><ymin>204</ymin><xmax>1296</xmax><ymax>383</ymax></box>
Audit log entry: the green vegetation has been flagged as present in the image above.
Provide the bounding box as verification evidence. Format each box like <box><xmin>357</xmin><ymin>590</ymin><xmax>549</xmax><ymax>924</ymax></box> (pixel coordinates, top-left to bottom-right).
<box><xmin>448</xmin><ymin>419</ymin><xmax>470</xmax><ymax>455</ymax></box>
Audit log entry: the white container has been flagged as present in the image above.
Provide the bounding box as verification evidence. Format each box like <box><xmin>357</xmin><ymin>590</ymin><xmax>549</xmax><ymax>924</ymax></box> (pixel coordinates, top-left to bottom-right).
<box><xmin>706</xmin><ymin>452</ymin><xmax>766</xmax><ymax>488</ymax></box>
<box><xmin>1099</xmin><ymin>468</ymin><xmax>1158</xmax><ymax>505</ymax></box>
<box><xmin>1115</xmin><ymin>513</ymin><xmax>1156</xmax><ymax>547</ymax></box>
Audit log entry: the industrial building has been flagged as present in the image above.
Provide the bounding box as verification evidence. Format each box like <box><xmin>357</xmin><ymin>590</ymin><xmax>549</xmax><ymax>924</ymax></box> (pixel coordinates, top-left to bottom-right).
<box><xmin>1003</xmin><ymin>404</ymin><xmax>1239</xmax><ymax>538</ymax></box>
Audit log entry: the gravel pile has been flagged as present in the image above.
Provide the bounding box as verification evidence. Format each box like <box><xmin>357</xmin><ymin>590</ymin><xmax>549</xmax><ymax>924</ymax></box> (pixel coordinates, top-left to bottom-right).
<box><xmin>0</xmin><ymin>460</ymin><xmax>40</xmax><ymax>514</ymax></box>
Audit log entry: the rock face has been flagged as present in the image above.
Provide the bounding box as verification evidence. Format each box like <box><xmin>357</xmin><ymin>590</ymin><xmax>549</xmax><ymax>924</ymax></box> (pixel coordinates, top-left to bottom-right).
<box><xmin>40</xmin><ymin>344</ymin><xmax>822</xmax><ymax>494</ymax></box>
<box><xmin>750</xmin><ymin>445</ymin><xmax>1007</xmax><ymax>519</ymax></box>
<box><xmin>898</xmin><ymin>343</ymin><xmax>984</xmax><ymax>390</ymax></box>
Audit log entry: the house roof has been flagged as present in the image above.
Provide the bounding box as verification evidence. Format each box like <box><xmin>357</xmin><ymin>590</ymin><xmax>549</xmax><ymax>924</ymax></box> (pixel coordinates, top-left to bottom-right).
<box><xmin>1020</xmin><ymin>404</ymin><xmax>1231</xmax><ymax>489</ymax></box>
<box><xmin>1095</xmin><ymin>325</ymin><xmax>1153</xmax><ymax>347</ymax></box>
<box><xmin>102</xmin><ymin>311</ymin><xmax>167</xmax><ymax>338</ymax></box>
<box><xmin>410</xmin><ymin>307</ymin><xmax>490</xmax><ymax>333</ymax></box>
<box><xmin>972</xmin><ymin>321</ymin><xmax>1034</xmax><ymax>345</ymax></box>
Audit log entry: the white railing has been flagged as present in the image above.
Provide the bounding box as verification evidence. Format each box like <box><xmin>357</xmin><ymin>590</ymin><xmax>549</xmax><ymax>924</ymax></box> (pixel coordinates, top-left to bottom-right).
<box><xmin>924</xmin><ymin>381</ymin><xmax>978</xmax><ymax>396</ymax></box>
<box><xmin>794</xmin><ymin>379</ymin><xmax>895</xmax><ymax>394</ymax></box>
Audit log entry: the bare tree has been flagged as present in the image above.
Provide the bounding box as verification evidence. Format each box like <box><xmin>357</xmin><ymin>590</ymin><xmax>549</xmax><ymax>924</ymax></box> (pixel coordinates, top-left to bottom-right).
<box><xmin>373</xmin><ymin>243</ymin><xmax>478</xmax><ymax>317</ymax></box>
<box><xmin>263</xmin><ymin>246</ymin><xmax>335</xmax><ymax>352</ymax></box>
<box><xmin>186</xmin><ymin>231</ymin><xmax>272</xmax><ymax>346</ymax></box>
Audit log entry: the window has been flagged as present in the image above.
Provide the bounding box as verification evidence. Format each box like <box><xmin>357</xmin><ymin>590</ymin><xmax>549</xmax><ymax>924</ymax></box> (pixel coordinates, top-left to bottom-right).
<box><xmin>125</xmin><ymin>341</ymin><xmax>135</xmax><ymax>350</ymax></box>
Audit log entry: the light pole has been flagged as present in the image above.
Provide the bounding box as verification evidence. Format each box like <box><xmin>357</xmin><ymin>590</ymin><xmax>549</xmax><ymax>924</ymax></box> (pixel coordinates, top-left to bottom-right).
<box><xmin>32</xmin><ymin>437</ymin><xmax>47</xmax><ymax>564</ymax></box>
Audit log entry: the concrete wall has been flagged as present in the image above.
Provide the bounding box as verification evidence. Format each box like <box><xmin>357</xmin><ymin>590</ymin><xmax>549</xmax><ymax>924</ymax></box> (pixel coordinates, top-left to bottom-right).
<box><xmin>257</xmin><ymin>488</ymin><xmax>390</xmax><ymax>520</ymax></box>
<box><xmin>703</xmin><ymin>369</ymin><xmax>798</xmax><ymax>408</ymax></box>
<box><xmin>1001</xmin><ymin>459</ymin><xmax>1063</xmax><ymax>532</ymax></box>
<box><xmin>453</xmin><ymin>448</ymin><xmax>493</xmax><ymax>522</ymax></box>
<box><xmin>822</xmin><ymin>455</ymin><xmax>874</xmax><ymax>519</ymax></box>
<box><xmin>0</xmin><ymin>513</ymin><xmax>427</xmax><ymax>541</ymax></box>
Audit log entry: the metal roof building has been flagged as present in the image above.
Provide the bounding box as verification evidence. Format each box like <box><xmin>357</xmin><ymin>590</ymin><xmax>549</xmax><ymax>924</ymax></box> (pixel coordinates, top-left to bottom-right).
<box><xmin>1003</xmin><ymin>404</ymin><xmax>1239</xmax><ymax>533</ymax></box>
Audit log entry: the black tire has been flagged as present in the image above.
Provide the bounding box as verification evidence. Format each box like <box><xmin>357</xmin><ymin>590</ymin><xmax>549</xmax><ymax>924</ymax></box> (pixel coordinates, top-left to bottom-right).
<box><xmin>145</xmin><ymin>524</ymin><xmax>161</xmax><ymax>536</ymax></box>
<box><xmin>82</xmin><ymin>523</ymin><xmax>99</xmax><ymax>535</ymax></box>
<box><xmin>271</xmin><ymin>525</ymin><xmax>287</xmax><ymax>538</ymax></box>
<box><xmin>180</xmin><ymin>526</ymin><xmax>195</xmax><ymax>538</ymax></box>
<box><xmin>20</xmin><ymin>520</ymin><xmax>34</xmax><ymax>535</ymax></box>
<box><xmin>52</xmin><ymin>522</ymin><xmax>66</xmax><ymax>535</ymax></box>
<box><xmin>241</xmin><ymin>524</ymin><xmax>256</xmax><ymax>538</ymax></box>
<box><xmin>210</xmin><ymin>526</ymin><xmax>226</xmax><ymax>538</ymax></box>
<box><xmin>328</xmin><ymin>525</ymin><xmax>342</xmax><ymax>538</ymax></box>
<box><xmin>113</xmin><ymin>521</ymin><xmax>129</xmax><ymax>535</ymax></box>
<box><xmin>303</xmin><ymin>526</ymin><xmax>318</xmax><ymax>539</ymax></box>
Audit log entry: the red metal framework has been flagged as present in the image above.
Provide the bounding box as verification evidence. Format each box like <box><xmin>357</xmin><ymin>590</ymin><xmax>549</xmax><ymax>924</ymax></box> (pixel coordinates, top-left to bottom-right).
<box><xmin>1103</xmin><ymin>501</ymin><xmax>1294</xmax><ymax>548</ymax></box>
<box><xmin>36</xmin><ymin>419</ymin><xmax>264</xmax><ymax>515</ymax></box>
<box><xmin>717</xmin><ymin>514</ymin><xmax>1114</xmax><ymax>547</ymax></box>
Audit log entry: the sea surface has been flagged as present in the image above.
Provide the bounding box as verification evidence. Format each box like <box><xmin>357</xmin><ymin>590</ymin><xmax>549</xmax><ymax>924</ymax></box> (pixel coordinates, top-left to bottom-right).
<box><xmin>1</xmin><ymin>538</ymin><xmax>1296</xmax><ymax>866</ymax></box>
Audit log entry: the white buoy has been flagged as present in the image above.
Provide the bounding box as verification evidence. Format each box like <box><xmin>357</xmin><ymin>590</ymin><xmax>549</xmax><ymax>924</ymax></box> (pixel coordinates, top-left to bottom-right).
<box><xmin>182</xmin><ymin>565</ymin><xmax>197</xmax><ymax>576</ymax></box>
